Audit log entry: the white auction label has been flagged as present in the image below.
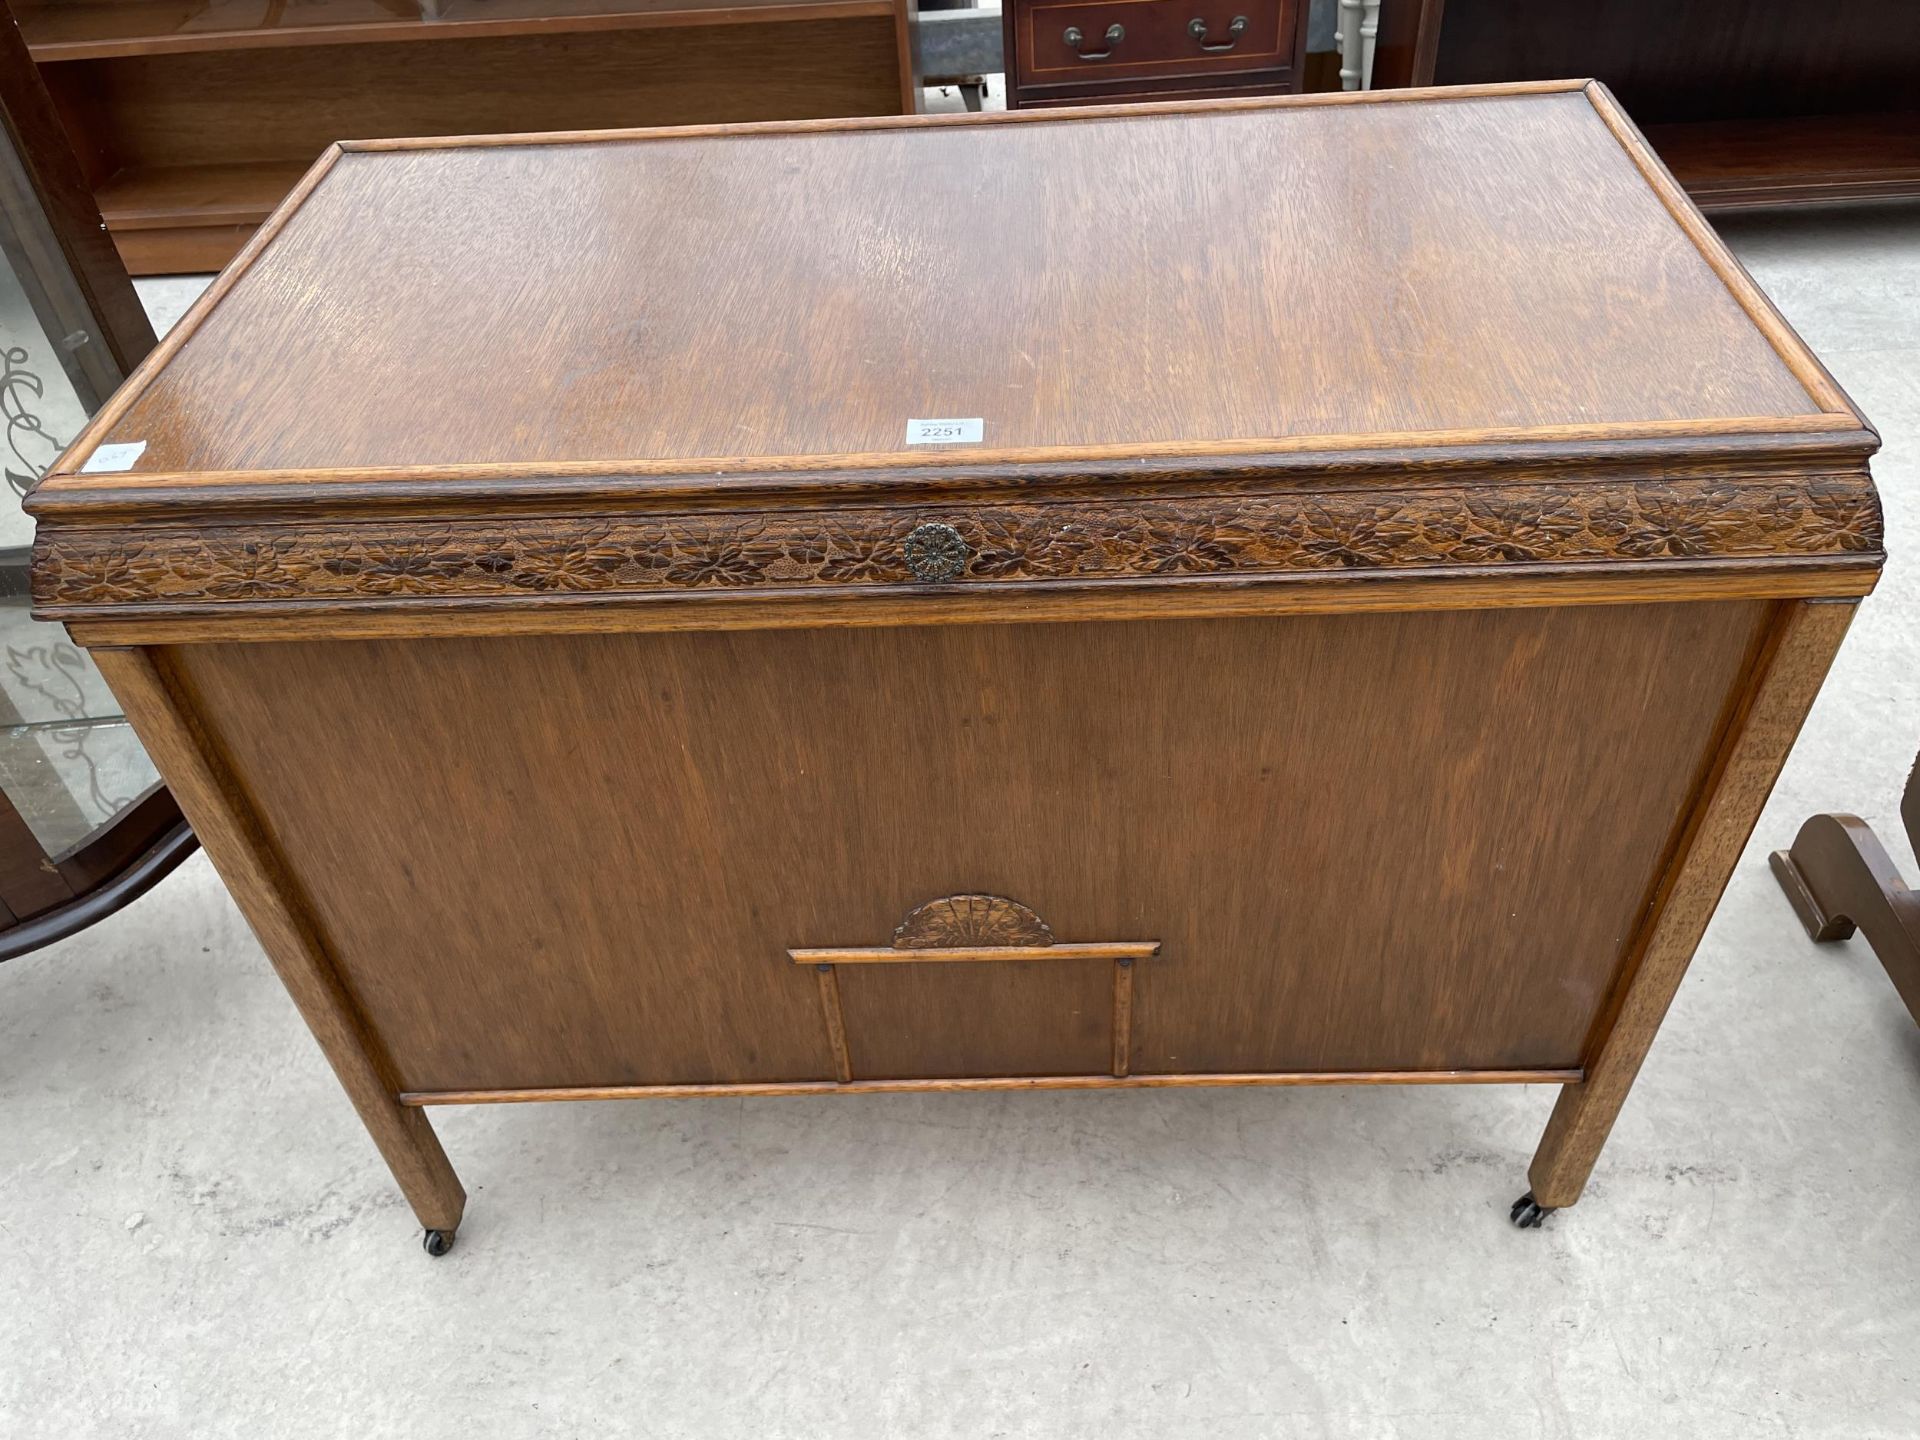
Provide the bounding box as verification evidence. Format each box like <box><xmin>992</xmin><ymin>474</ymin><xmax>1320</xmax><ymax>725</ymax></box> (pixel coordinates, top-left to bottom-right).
<box><xmin>79</xmin><ymin>440</ymin><xmax>148</xmax><ymax>474</ymax></box>
<box><xmin>905</xmin><ymin>417</ymin><xmax>984</xmax><ymax>445</ymax></box>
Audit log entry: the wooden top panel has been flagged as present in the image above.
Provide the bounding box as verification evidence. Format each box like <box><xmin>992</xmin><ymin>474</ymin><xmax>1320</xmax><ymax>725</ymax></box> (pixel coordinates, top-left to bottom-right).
<box><xmin>58</xmin><ymin>86</ymin><xmax>1842</xmax><ymax>485</ymax></box>
<box><xmin>31</xmin><ymin>86</ymin><xmax>1882</xmax><ymax>636</ymax></box>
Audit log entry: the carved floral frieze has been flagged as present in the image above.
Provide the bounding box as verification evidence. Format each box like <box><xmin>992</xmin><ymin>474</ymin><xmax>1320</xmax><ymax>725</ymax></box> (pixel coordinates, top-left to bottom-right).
<box><xmin>32</xmin><ymin>475</ymin><xmax>1882</xmax><ymax>610</ymax></box>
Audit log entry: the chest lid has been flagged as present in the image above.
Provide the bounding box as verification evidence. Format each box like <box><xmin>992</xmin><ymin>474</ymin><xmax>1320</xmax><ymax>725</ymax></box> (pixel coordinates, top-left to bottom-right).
<box><xmin>29</xmin><ymin>83</ymin><xmax>1882</xmax><ymax>634</ymax></box>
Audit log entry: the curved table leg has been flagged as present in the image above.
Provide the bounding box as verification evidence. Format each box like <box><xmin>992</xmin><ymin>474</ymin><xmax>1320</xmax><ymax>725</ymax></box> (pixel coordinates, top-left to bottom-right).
<box><xmin>1770</xmin><ymin>803</ymin><xmax>1920</xmax><ymax>1027</ymax></box>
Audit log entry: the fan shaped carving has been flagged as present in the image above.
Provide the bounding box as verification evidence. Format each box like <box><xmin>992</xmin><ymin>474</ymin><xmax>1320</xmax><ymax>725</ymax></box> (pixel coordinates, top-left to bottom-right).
<box><xmin>892</xmin><ymin>894</ymin><xmax>1054</xmax><ymax>949</ymax></box>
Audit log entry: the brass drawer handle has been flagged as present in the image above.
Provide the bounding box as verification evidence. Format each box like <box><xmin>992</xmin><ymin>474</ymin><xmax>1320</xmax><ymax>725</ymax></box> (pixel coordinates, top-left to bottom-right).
<box><xmin>1063</xmin><ymin>22</ymin><xmax>1124</xmax><ymax>59</ymax></box>
<box><xmin>1189</xmin><ymin>14</ymin><xmax>1248</xmax><ymax>50</ymax></box>
<box><xmin>902</xmin><ymin>521</ymin><xmax>968</xmax><ymax>582</ymax></box>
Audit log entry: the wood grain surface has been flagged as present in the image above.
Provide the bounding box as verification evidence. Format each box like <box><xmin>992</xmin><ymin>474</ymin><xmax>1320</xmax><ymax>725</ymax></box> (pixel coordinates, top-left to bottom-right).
<box><xmin>837</xmin><ymin>959</ymin><xmax>1115</xmax><ymax>1079</ymax></box>
<box><xmin>63</xmin><ymin>88</ymin><xmax>1828</xmax><ymax>478</ymax></box>
<box><xmin>159</xmin><ymin>601</ymin><xmax>1766</xmax><ymax>1094</ymax></box>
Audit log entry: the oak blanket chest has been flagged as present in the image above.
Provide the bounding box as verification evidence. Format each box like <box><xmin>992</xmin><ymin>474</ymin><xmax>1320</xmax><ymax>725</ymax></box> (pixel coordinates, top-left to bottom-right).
<box><xmin>28</xmin><ymin>84</ymin><xmax>1884</xmax><ymax>1253</ymax></box>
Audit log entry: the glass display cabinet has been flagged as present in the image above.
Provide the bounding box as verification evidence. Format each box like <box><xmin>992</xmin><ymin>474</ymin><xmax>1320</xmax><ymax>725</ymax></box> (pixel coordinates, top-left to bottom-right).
<box><xmin>0</xmin><ymin>8</ymin><xmax>195</xmax><ymax>959</ymax></box>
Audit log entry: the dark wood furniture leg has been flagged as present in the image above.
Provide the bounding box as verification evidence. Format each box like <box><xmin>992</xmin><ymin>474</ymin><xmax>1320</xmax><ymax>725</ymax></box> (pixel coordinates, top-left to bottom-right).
<box><xmin>1770</xmin><ymin>755</ymin><xmax>1920</xmax><ymax>1025</ymax></box>
<box><xmin>1519</xmin><ymin>599</ymin><xmax>1856</xmax><ymax>1223</ymax></box>
<box><xmin>93</xmin><ymin>646</ymin><xmax>467</xmax><ymax>1255</ymax></box>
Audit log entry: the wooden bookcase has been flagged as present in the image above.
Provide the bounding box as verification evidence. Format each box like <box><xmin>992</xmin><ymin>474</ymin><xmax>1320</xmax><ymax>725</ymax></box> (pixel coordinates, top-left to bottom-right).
<box><xmin>1373</xmin><ymin>0</ymin><xmax>1920</xmax><ymax>211</ymax></box>
<box><xmin>20</xmin><ymin>0</ymin><xmax>921</xmax><ymax>273</ymax></box>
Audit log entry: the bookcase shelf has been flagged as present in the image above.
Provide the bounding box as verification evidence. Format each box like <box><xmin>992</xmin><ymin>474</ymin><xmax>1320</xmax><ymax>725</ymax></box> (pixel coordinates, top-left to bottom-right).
<box><xmin>1371</xmin><ymin>0</ymin><xmax>1920</xmax><ymax>214</ymax></box>
<box><xmin>1646</xmin><ymin>113</ymin><xmax>1920</xmax><ymax>212</ymax></box>
<box><xmin>30</xmin><ymin>0</ymin><xmax>919</xmax><ymax>273</ymax></box>
<box><xmin>20</xmin><ymin>0</ymin><xmax>896</xmax><ymax>60</ymax></box>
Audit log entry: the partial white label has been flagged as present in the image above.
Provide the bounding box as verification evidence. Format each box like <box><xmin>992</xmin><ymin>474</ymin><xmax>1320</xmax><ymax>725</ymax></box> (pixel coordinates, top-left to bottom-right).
<box><xmin>905</xmin><ymin>417</ymin><xmax>984</xmax><ymax>446</ymax></box>
<box><xmin>80</xmin><ymin>440</ymin><xmax>147</xmax><ymax>474</ymax></box>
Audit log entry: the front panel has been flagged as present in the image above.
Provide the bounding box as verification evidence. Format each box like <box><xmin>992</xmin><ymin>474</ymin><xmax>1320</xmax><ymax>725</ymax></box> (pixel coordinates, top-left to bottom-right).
<box><xmin>169</xmin><ymin>601</ymin><xmax>1768</xmax><ymax>1095</ymax></box>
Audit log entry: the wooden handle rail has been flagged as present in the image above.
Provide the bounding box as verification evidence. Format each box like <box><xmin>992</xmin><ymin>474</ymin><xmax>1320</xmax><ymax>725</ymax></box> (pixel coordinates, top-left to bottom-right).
<box><xmin>789</xmin><ymin>941</ymin><xmax>1158</xmax><ymax>965</ymax></box>
<box><xmin>797</xmin><ymin>893</ymin><xmax>1160</xmax><ymax>1082</ymax></box>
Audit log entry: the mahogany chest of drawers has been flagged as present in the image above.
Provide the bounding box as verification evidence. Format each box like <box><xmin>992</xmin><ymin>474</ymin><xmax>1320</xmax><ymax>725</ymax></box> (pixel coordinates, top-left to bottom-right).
<box><xmin>1002</xmin><ymin>0</ymin><xmax>1310</xmax><ymax>107</ymax></box>
<box><xmin>29</xmin><ymin>86</ymin><xmax>1882</xmax><ymax>1254</ymax></box>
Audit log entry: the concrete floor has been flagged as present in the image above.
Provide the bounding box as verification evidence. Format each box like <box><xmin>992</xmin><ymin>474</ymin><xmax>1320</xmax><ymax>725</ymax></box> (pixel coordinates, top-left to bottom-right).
<box><xmin>5</xmin><ymin>203</ymin><xmax>1920</xmax><ymax>1438</ymax></box>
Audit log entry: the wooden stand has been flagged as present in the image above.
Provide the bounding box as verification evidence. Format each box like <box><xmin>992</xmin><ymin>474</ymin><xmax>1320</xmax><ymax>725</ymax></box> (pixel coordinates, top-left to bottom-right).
<box><xmin>20</xmin><ymin>0</ymin><xmax>921</xmax><ymax>275</ymax></box>
<box><xmin>1771</xmin><ymin>753</ymin><xmax>1920</xmax><ymax>1028</ymax></box>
